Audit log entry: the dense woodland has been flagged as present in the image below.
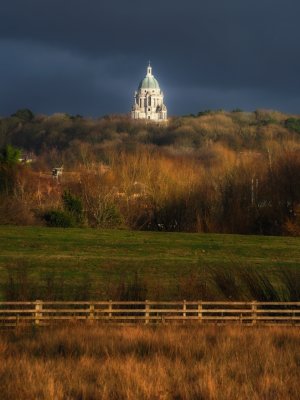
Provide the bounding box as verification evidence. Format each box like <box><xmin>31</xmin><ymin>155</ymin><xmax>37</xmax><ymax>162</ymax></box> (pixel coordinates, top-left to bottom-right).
<box><xmin>1</xmin><ymin>108</ymin><xmax>300</xmax><ymax>235</ymax></box>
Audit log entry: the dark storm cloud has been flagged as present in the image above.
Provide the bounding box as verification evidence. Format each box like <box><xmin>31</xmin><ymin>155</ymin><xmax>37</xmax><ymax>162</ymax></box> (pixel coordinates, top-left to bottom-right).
<box><xmin>0</xmin><ymin>39</ymin><xmax>133</xmax><ymax>115</ymax></box>
<box><xmin>0</xmin><ymin>0</ymin><xmax>300</xmax><ymax>116</ymax></box>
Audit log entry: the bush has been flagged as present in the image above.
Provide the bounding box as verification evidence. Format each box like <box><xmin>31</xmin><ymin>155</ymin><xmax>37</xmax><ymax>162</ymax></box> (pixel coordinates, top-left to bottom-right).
<box><xmin>254</xmin><ymin>110</ymin><xmax>278</xmax><ymax>125</ymax></box>
<box><xmin>11</xmin><ymin>108</ymin><xmax>34</xmax><ymax>122</ymax></box>
<box><xmin>86</xmin><ymin>200</ymin><xmax>123</xmax><ymax>228</ymax></box>
<box><xmin>0</xmin><ymin>196</ymin><xmax>36</xmax><ymax>225</ymax></box>
<box><xmin>62</xmin><ymin>190</ymin><xmax>83</xmax><ymax>224</ymax></box>
<box><xmin>0</xmin><ymin>144</ymin><xmax>21</xmax><ymax>165</ymax></box>
<box><xmin>285</xmin><ymin>118</ymin><xmax>300</xmax><ymax>134</ymax></box>
<box><xmin>0</xmin><ymin>145</ymin><xmax>22</xmax><ymax>195</ymax></box>
<box><xmin>43</xmin><ymin>210</ymin><xmax>75</xmax><ymax>228</ymax></box>
<box><xmin>197</xmin><ymin>109</ymin><xmax>214</xmax><ymax>117</ymax></box>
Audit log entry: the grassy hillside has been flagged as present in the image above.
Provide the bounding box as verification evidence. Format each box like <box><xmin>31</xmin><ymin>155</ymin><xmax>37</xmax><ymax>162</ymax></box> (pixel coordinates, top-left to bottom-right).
<box><xmin>0</xmin><ymin>226</ymin><xmax>299</xmax><ymax>301</ymax></box>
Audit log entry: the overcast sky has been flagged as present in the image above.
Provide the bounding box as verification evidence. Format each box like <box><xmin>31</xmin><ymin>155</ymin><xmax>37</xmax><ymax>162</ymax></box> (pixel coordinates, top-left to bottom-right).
<box><xmin>0</xmin><ymin>0</ymin><xmax>299</xmax><ymax>117</ymax></box>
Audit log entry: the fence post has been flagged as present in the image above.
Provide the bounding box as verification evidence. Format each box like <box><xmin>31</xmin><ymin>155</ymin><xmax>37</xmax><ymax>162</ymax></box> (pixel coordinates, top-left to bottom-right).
<box><xmin>35</xmin><ymin>300</ymin><xmax>43</xmax><ymax>326</ymax></box>
<box><xmin>89</xmin><ymin>303</ymin><xmax>95</xmax><ymax>321</ymax></box>
<box><xmin>183</xmin><ymin>300</ymin><xmax>187</xmax><ymax>320</ymax></box>
<box><xmin>292</xmin><ymin>310</ymin><xmax>295</xmax><ymax>326</ymax></box>
<box><xmin>198</xmin><ymin>301</ymin><xmax>203</xmax><ymax>323</ymax></box>
<box><xmin>108</xmin><ymin>300</ymin><xmax>112</xmax><ymax>320</ymax></box>
<box><xmin>252</xmin><ymin>301</ymin><xmax>257</xmax><ymax>325</ymax></box>
<box><xmin>145</xmin><ymin>300</ymin><xmax>150</xmax><ymax>324</ymax></box>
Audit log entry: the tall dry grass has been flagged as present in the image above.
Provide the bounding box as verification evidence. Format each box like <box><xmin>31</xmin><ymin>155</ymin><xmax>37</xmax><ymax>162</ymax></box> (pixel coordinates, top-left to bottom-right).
<box><xmin>0</xmin><ymin>324</ymin><xmax>299</xmax><ymax>400</ymax></box>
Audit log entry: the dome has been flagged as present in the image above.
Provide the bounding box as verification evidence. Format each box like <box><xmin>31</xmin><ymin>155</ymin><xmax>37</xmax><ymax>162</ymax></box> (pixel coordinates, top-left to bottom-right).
<box><xmin>138</xmin><ymin>76</ymin><xmax>160</xmax><ymax>90</ymax></box>
<box><xmin>138</xmin><ymin>63</ymin><xmax>160</xmax><ymax>90</ymax></box>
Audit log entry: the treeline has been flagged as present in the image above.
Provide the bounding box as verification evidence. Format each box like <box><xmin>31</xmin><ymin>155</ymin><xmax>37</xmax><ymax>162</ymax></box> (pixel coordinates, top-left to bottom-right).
<box><xmin>1</xmin><ymin>108</ymin><xmax>300</xmax><ymax>160</ymax></box>
<box><xmin>1</xmin><ymin>109</ymin><xmax>300</xmax><ymax>235</ymax></box>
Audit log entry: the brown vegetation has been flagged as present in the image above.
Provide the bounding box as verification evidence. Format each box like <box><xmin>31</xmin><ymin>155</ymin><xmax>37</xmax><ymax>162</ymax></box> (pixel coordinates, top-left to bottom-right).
<box><xmin>1</xmin><ymin>110</ymin><xmax>300</xmax><ymax>234</ymax></box>
<box><xmin>0</xmin><ymin>324</ymin><xmax>299</xmax><ymax>399</ymax></box>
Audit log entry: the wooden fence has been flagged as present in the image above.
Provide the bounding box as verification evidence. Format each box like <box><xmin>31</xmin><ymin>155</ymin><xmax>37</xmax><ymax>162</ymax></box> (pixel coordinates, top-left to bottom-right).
<box><xmin>0</xmin><ymin>301</ymin><xmax>300</xmax><ymax>327</ymax></box>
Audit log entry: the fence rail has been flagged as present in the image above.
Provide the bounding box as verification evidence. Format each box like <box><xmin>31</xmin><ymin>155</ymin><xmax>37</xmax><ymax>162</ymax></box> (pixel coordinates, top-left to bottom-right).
<box><xmin>0</xmin><ymin>301</ymin><xmax>299</xmax><ymax>327</ymax></box>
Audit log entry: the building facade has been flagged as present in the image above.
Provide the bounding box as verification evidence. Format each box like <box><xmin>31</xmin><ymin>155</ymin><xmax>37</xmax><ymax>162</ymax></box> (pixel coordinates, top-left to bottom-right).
<box><xmin>131</xmin><ymin>63</ymin><xmax>167</xmax><ymax>122</ymax></box>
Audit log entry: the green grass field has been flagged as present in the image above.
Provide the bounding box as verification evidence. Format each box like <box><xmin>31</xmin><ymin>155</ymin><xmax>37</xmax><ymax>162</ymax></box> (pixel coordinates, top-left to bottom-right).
<box><xmin>0</xmin><ymin>226</ymin><xmax>299</xmax><ymax>301</ymax></box>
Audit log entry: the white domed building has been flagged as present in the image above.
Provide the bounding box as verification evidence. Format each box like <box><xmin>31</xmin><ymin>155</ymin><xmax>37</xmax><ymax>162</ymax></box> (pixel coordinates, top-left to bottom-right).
<box><xmin>131</xmin><ymin>63</ymin><xmax>167</xmax><ymax>122</ymax></box>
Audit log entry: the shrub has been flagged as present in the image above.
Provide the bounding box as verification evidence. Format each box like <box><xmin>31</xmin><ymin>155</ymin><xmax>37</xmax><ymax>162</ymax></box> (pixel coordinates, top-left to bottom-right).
<box><xmin>97</xmin><ymin>202</ymin><xmax>123</xmax><ymax>228</ymax></box>
<box><xmin>0</xmin><ymin>145</ymin><xmax>21</xmax><ymax>165</ymax></box>
<box><xmin>0</xmin><ymin>145</ymin><xmax>22</xmax><ymax>195</ymax></box>
<box><xmin>62</xmin><ymin>190</ymin><xmax>83</xmax><ymax>224</ymax></box>
<box><xmin>85</xmin><ymin>199</ymin><xmax>123</xmax><ymax>228</ymax></box>
<box><xmin>254</xmin><ymin>109</ymin><xmax>278</xmax><ymax>125</ymax></box>
<box><xmin>285</xmin><ymin>118</ymin><xmax>300</xmax><ymax>134</ymax></box>
<box><xmin>43</xmin><ymin>210</ymin><xmax>75</xmax><ymax>228</ymax></box>
<box><xmin>11</xmin><ymin>108</ymin><xmax>34</xmax><ymax>122</ymax></box>
<box><xmin>197</xmin><ymin>109</ymin><xmax>214</xmax><ymax>117</ymax></box>
<box><xmin>0</xmin><ymin>196</ymin><xmax>36</xmax><ymax>225</ymax></box>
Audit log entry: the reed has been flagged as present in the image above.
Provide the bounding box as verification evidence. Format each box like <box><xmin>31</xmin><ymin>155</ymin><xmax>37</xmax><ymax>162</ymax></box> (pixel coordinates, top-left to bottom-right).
<box><xmin>0</xmin><ymin>324</ymin><xmax>299</xmax><ymax>399</ymax></box>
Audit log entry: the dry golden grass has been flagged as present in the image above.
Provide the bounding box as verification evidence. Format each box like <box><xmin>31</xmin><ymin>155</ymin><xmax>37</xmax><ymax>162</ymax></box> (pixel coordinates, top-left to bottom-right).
<box><xmin>0</xmin><ymin>324</ymin><xmax>299</xmax><ymax>400</ymax></box>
